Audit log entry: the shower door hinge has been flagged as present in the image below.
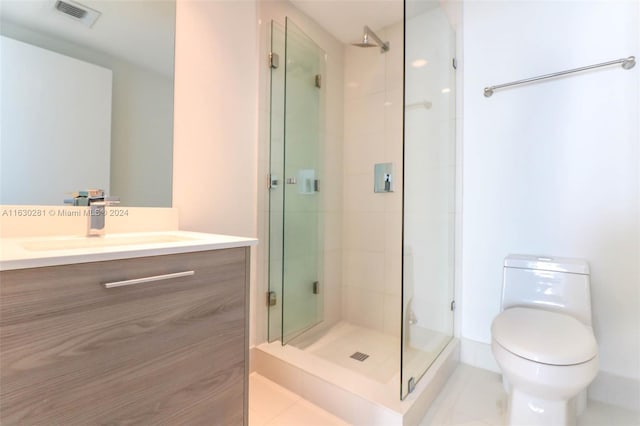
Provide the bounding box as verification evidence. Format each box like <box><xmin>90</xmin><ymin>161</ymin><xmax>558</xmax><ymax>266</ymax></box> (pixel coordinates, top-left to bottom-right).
<box><xmin>268</xmin><ymin>173</ymin><xmax>279</xmax><ymax>190</ymax></box>
<box><xmin>312</xmin><ymin>281</ymin><xmax>320</xmax><ymax>294</ymax></box>
<box><xmin>269</xmin><ymin>52</ymin><xmax>279</xmax><ymax>69</ymax></box>
<box><xmin>315</xmin><ymin>74</ymin><xmax>322</xmax><ymax>88</ymax></box>
<box><xmin>267</xmin><ymin>291</ymin><xmax>277</xmax><ymax>307</ymax></box>
<box><xmin>452</xmin><ymin>57</ymin><xmax>458</xmax><ymax>70</ymax></box>
<box><xmin>408</xmin><ymin>377</ymin><xmax>416</xmax><ymax>394</ymax></box>
<box><xmin>450</xmin><ymin>300</ymin><xmax>456</xmax><ymax>311</ymax></box>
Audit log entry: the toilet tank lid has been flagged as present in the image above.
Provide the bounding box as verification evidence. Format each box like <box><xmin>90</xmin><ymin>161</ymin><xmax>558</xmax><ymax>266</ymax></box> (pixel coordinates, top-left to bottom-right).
<box><xmin>504</xmin><ymin>254</ymin><xmax>589</xmax><ymax>275</ymax></box>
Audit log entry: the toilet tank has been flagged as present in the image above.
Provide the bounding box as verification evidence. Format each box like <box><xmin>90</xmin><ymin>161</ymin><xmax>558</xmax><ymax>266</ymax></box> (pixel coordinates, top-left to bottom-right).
<box><xmin>501</xmin><ymin>254</ymin><xmax>592</xmax><ymax>326</ymax></box>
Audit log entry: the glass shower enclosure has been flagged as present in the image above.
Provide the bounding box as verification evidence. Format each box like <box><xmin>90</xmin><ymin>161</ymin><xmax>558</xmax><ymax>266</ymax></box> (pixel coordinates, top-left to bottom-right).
<box><xmin>267</xmin><ymin>1</ymin><xmax>457</xmax><ymax>401</ymax></box>
<box><xmin>268</xmin><ymin>18</ymin><xmax>325</xmax><ymax>344</ymax></box>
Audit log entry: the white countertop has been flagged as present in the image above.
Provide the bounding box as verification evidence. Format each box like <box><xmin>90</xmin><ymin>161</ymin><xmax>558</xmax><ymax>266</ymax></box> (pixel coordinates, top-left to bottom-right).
<box><xmin>0</xmin><ymin>231</ymin><xmax>258</xmax><ymax>271</ymax></box>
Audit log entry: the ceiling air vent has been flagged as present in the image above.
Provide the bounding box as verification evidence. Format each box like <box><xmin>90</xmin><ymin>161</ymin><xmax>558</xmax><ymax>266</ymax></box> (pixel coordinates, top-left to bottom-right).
<box><xmin>54</xmin><ymin>0</ymin><xmax>101</xmax><ymax>28</ymax></box>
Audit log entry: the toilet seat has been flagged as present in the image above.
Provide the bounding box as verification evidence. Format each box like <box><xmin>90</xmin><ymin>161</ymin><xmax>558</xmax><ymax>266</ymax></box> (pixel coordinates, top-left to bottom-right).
<box><xmin>492</xmin><ymin>307</ymin><xmax>597</xmax><ymax>365</ymax></box>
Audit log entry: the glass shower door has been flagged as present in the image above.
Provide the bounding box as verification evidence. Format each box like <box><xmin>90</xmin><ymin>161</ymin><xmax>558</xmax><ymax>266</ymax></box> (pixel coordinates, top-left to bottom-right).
<box><xmin>269</xmin><ymin>18</ymin><xmax>325</xmax><ymax>344</ymax></box>
<box><xmin>281</xmin><ymin>18</ymin><xmax>325</xmax><ymax>343</ymax></box>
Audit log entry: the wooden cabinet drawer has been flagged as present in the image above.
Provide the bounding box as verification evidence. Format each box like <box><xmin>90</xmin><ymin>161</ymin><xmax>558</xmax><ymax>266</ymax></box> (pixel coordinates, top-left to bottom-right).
<box><xmin>0</xmin><ymin>247</ymin><xmax>249</xmax><ymax>425</ymax></box>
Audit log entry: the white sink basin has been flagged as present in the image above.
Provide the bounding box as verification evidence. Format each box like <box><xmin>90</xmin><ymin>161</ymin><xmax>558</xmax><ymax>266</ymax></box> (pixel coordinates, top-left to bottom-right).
<box><xmin>21</xmin><ymin>234</ymin><xmax>198</xmax><ymax>251</ymax></box>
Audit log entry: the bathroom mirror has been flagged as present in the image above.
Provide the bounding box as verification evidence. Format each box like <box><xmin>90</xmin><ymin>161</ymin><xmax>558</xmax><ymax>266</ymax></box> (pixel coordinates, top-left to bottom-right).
<box><xmin>0</xmin><ymin>0</ymin><xmax>175</xmax><ymax>207</ymax></box>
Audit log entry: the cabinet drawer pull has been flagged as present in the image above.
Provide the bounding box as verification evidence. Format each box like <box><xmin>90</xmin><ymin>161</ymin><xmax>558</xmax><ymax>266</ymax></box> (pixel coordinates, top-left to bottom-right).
<box><xmin>103</xmin><ymin>271</ymin><xmax>195</xmax><ymax>288</ymax></box>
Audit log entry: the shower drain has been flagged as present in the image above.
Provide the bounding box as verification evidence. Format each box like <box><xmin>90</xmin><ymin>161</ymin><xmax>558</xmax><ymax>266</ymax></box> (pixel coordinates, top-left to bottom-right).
<box><xmin>350</xmin><ymin>351</ymin><xmax>369</xmax><ymax>362</ymax></box>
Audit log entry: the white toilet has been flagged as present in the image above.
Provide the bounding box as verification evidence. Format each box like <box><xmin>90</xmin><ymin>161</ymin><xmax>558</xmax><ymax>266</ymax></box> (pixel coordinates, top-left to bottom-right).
<box><xmin>491</xmin><ymin>254</ymin><xmax>598</xmax><ymax>426</ymax></box>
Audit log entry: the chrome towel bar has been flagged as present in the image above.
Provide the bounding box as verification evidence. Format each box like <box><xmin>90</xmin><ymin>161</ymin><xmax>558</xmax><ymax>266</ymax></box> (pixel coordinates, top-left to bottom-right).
<box><xmin>484</xmin><ymin>56</ymin><xmax>636</xmax><ymax>98</ymax></box>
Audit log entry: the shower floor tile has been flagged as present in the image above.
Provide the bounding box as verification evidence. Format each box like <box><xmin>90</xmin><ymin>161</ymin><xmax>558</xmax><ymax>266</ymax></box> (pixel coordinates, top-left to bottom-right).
<box><xmin>302</xmin><ymin>322</ymin><xmax>401</xmax><ymax>384</ymax></box>
<box><xmin>290</xmin><ymin>321</ymin><xmax>451</xmax><ymax>385</ymax></box>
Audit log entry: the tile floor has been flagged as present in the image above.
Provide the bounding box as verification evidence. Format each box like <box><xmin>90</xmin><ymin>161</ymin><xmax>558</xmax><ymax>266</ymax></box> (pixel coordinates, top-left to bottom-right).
<box><xmin>250</xmin><ymin>364</ymin><xmax>640</xmax><ymax>426</ymax></box>
<box><xmin>419</xmin><ymin>364</ymin><xmax>640</xmax><ymax>426</ymax></box>
<box><xmin>249</xmin><ymin>373</ymin><xmax>349</xmax><ymax>426</ymax></box>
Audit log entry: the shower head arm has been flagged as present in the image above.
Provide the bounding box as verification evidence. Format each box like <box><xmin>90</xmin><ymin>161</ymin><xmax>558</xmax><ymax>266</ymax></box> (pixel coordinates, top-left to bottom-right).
<box><xmin>363</xmin><ymin>25</ymin><xmax>389</xmax><ymax>52</ymax></box>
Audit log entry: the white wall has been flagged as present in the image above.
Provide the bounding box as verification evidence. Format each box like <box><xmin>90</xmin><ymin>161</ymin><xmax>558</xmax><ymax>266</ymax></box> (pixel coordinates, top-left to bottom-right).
<box><xmin>462</xmin><ymin>0</ymin><xmax>639</xmax><ymax>400</ymax></box>
<box><xmin>342</xmin><ymin>20</ymin><xmax>403</xmax><ymax>337</ymax></box>
<box><xmin>173</xmin><ymin>0</ymin><xmax>258</xmax><ymax>342</ymax></box>
<box><xmin>173</xmin><ymin>0</ymin><xmax>257</xmax><ymax>237</ymax></box>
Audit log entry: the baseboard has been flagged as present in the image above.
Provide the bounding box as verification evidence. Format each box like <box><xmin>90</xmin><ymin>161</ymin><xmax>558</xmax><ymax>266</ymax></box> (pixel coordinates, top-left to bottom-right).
<box><xmin>589</xmin><ymin>370</ymin><xmax>640</xmax><ymax>413</ymax></box>
<box><xmin>459</xmin><ymin>338</ymin><xmax>640</xmax><ymax>413</ymax></box>
<box><xmin>460</xmin><ymin>338</ymin><xmax>500</xmax><ymax>373</ymax></box>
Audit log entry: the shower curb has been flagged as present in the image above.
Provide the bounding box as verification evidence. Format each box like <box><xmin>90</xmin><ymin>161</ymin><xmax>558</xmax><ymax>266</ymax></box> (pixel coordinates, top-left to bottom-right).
<box><xmin>251</xmin><ymin>338</ymin><xmax>460</xmax><ymax>425</ymax></box>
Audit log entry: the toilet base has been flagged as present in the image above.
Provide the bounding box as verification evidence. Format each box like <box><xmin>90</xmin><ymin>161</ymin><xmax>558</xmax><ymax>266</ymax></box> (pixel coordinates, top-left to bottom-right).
<box><xmin>503</xmin><ymin>377</ymin><xmax>588</xmax><ymax>422</ymax></box>
<box><xmin>509</xmin><ymin>389</ymin><xmax>576</xmax><ymax>426</ymax></box>
<box><xmin>492</xmin><ymin>340</ymin><xmax>597</xmax><ymax>426</ymax></box>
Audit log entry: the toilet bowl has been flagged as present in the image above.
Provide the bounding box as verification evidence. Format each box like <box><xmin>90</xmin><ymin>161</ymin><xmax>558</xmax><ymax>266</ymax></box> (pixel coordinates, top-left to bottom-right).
<box><xmin>492</xmin><ymin>307</ymin><xmax>598</xmax><ymax>425</ymax></box>
<box><xmin>492</xmin><ymin>255</ymin><xmax>599</xmax><ymax>426</ymax></box>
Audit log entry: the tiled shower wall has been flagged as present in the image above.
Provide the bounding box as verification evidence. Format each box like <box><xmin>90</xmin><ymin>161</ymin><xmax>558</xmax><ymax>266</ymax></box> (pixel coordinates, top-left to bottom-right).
<box><xmin>341</xmin><ymin>22</ymin><xmax>404</xmax><ymax>337</ymax></box>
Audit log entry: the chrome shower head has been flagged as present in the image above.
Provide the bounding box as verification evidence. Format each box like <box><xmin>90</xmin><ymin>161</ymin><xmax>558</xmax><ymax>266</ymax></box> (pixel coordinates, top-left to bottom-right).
<box><xmin>352</xmin><ymin>33</ymin><xmax>377</xmax><ymax>48</ymax></box>
<box><xmin>351</xmin><ymin>26</ymin><xmax>389</xmax><ymax>53</ymax></box>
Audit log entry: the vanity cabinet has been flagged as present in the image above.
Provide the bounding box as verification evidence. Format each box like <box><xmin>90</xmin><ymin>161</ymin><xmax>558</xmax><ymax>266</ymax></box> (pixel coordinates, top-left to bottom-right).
<box><xmin>0</xmin><ymin>247</ymin><xmax>249</xmax><ymax>425</ymax></box>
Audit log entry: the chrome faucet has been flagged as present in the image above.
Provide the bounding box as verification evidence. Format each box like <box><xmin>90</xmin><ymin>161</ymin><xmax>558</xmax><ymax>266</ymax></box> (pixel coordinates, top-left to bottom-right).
<box><xmin>87</xmin><ymin>196</ymin><xmax>120</xmax><ymax>237</ymax></box>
